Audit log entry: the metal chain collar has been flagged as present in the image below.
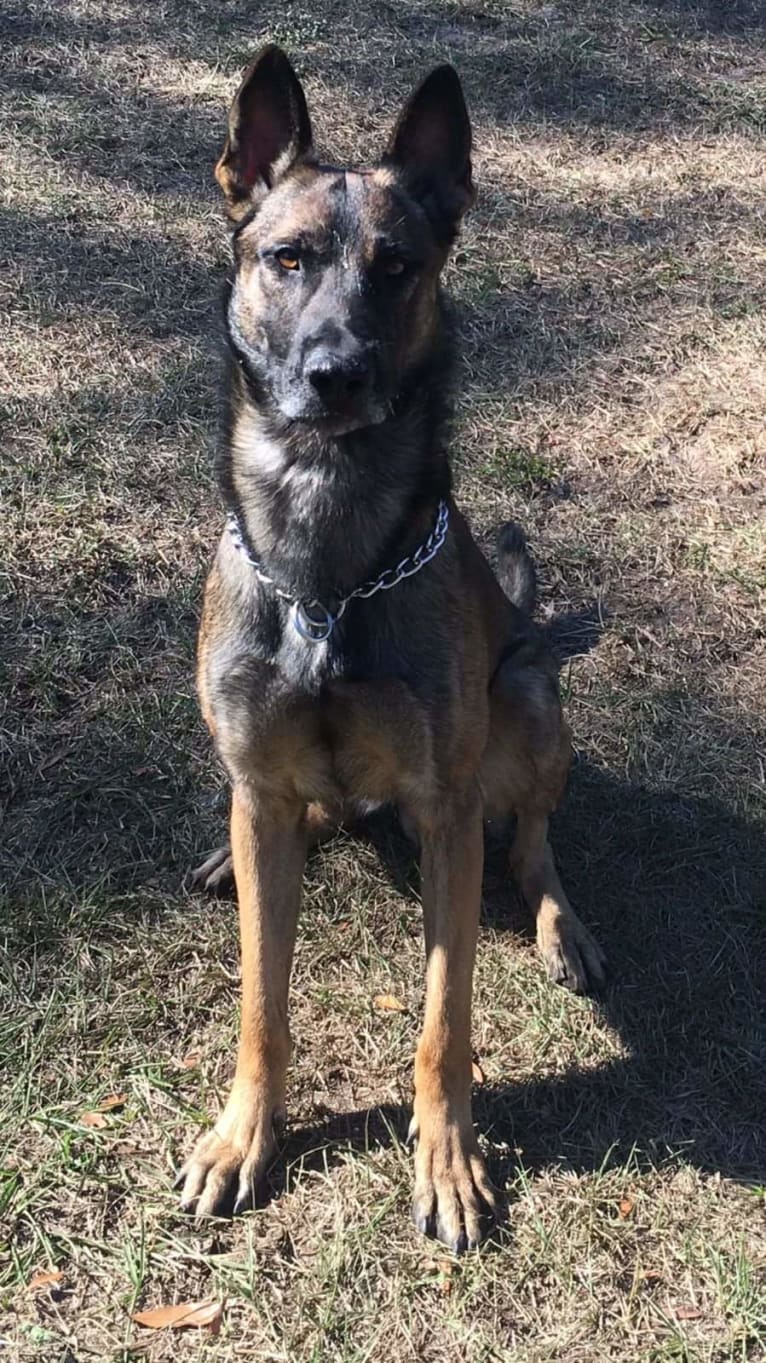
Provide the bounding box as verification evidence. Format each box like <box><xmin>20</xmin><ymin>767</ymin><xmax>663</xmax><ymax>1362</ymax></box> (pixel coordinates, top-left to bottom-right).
<box><xmin>225</xmin><ymin>499</ymin><xmax>450</xmax><ymax>643</ymax></box>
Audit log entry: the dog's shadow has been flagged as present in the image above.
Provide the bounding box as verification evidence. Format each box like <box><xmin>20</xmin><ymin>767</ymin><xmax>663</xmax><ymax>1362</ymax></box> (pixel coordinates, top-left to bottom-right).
<box><xmin>257</xmin><ymin>605</ymin><xmax>766</xmax><ymax>1203</ymax></box>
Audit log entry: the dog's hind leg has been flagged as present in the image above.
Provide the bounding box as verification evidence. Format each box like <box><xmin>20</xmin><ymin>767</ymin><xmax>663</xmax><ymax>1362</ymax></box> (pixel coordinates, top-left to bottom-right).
<box><xmin>188</xmin><ymin>842</ymin><xmax>235</xmax><ymax>897</ymax></box>
<box><xmin>188</xmin><ymin>801</ymin><xmax>333</xmax><ymax>898</ymax></box>
<box><xmin>510</xmin><ymin>810</ymin><xmax>605</xmax><ymax>993</ymax></box>
<box><xmin>482</xmin><ymin>645</ymin><xmax>606</xmax><ymax>994</ymax></box>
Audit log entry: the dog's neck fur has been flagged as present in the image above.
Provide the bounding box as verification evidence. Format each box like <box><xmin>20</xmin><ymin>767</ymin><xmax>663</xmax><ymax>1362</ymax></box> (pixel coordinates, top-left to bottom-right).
<box><xmin>218</xmin><ymin>338</ymin><xmax>453</xmax><ymax>606</ymax></box>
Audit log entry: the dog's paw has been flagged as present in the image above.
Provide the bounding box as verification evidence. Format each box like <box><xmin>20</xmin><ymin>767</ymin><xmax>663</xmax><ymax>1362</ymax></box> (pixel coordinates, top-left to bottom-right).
<box><xmin>175</xmin><ymin>1084</ymin><xmax>285</xmax><ymax>1219</ymax></box>
<box><xmin>539</xmin><ymin>914</ymin><xmax>606</xmax><ymax>994</ymax></box>
<box><xmin>186</xmin><ymin>845</ymin><xmax>234</xmax><ymax>898</ymax></box>
<box><xmin>409</xmin><ymin>1110</ymin><xmax>498</xmax><ymax>1253</ymax></box>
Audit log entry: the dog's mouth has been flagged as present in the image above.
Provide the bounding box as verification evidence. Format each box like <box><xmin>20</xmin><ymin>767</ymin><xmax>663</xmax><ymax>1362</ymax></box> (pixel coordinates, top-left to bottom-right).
<box><xmin>277</xmin><ymin>389</ymin><xmax>390</xmax><ymax>436</ymax></box>
<box><xmin>292</xmin><ymin>404</ymin><xmax>389</xmax><ymax>436</ymax></box>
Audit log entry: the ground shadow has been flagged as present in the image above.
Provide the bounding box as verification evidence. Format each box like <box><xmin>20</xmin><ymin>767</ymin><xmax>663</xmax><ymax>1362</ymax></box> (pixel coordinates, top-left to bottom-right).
<box><xmin>649</xmin><ymin>0</ymin><xmax>766</xmax><ymax>34</ymax></box>
<box><xmin>0</xmin><ymin>203</ymin><xmax>222</xmax><ymax>340</ymax></box>
<box><xmin>1</xmin><ymin>589</ymin><xmax>208</xmax><ymax>897</ymax></box>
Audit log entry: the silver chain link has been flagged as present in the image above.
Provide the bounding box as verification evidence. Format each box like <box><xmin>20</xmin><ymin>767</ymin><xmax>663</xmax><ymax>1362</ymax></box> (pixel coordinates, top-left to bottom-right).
<box><xmin>225</xmin><ymin>498</ymin><xmax>450</xmax><ymax>642</ymax></box>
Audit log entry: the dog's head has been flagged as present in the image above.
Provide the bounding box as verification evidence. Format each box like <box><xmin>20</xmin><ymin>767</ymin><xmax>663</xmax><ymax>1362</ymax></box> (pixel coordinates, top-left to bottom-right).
<box><xmin>218</xmin><ymin>46</ymin><xmax>473</xmax><ymax>435</ymax></box>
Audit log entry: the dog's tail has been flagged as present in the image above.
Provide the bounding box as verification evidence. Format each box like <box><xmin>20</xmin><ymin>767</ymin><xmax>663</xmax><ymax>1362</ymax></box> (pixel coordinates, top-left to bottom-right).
<box><xmin>496</xmin><ymin>521</ymin><xmax>537</xmax><ymax>615</ymax></box>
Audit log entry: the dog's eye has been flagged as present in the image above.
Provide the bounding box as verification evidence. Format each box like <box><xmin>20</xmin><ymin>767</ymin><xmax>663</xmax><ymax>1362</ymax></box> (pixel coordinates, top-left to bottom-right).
<box><xmin>383</xmin><ymin>257</ymin><xmax>406</xmax><ymax>277</ymax></box>
<box><xmin>275</xmin><ymin>249</ymin><xmax>300</xmax><ymax>271</ymax></box>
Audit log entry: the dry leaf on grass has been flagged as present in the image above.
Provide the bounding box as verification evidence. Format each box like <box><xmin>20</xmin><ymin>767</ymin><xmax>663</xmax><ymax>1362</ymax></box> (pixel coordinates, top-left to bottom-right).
<box><xmin>421</xmin><ymin>1257</ymin><xmax>458</xmax><ymax>1293</ymax></box>
<box><xmin>81</xmin><ymin>1093</ymin><xmax>128</xmax><ymax>1126</ymax></box>
<box><xmin>675</xmin><ymin>1304</ymin><xmax>703</xmax><ymax>1321</ymax></box>
<box><xmin>373</xmin><ymin>994</ymin><xmax>406</xmax><ymax>1012</ymax></box>
<box><xmin>618</xmin><ymin>1195</ymin><xmax>635</xmax><ymax>1218</ymax></box>
<box><xmin>471</xmin><ymin>1059</ymin><xmax>486</xmax><ymax>1084</ymax></box>
<box><xmin>80</xmin><ymin>1111</ymin><xmax>109</xmax><ymax>1129</ymax></box>
<box><xmin>98</xmin><ymin>1093</ymin><xmax>127</xmax><ymax>1112</ymax></box>
<box><xmin>132</xmin><ymin>1300</ymin><xmax>224</xmax><ymax>1332</ymax></box>
<box><xmin>28</xmin><ymin>1270</ymin><xmax>64</xmax><ymax>1290</ymax></box>
<box><xmin>421</xmin><ymin>1259</ymin><xmax>459</xmax><ymax>1295</ymax></box>
<box><xmin>181</xmin><ymin>1051</ymin><xmax>202</xmax><ymax>1069</ymax></box>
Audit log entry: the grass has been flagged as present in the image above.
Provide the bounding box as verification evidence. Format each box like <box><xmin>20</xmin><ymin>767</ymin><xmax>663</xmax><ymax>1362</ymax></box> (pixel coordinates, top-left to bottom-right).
<box><xmin>2</xmin><ymin>0</ymin><xmax>766</xmax><ymax>1359</ymax></box>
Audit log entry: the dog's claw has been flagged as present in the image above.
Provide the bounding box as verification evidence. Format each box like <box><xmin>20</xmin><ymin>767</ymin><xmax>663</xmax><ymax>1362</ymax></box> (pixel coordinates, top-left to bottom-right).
<box><xmin>541</xmin><ymin>918</ymin><xmax>607</xmax><ymax>996</ymax></box>
<box><xmin>437</xmin><ymin>1218</ymin><xmax>468</xmax><ymax>1256</ymax></box>
<box><xmin>178</xmin><ymin>1089</ymin><xmax>283</xmax><ymax>1220</ymax></box>
<box><xmin>412</xmin><ymin>1206</ymin><xmax>432</xmax><ymax>1236</ymax></box>
<box><xmin>186</xmin><ymin>846</ymin><xmax>234</xmax><ymax>898</ymax></box>
<box><xmin>410</xmin><ymin>1114</ymin><xmax>498</xmax><ymax>1254</ymax></box>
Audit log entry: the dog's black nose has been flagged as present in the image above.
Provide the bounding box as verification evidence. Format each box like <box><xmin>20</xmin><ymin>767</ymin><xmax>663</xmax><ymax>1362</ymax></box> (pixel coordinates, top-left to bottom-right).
<box><xmin>305</xmin><ymin>352</ymin><xmax>371</xmax><ymax>406</ymax></box>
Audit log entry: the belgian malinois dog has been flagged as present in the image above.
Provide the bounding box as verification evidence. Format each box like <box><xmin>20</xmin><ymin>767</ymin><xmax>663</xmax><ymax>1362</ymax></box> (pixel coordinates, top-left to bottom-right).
<box><xmin>177</xmin><ymin>46</ymin><xmax>605</xmax><ymax>1252</ymax></box>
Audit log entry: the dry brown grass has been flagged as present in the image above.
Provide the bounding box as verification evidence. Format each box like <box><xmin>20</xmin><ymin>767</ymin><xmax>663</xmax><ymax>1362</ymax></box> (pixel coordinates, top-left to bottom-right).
<box><xmin>2</xmin><ymin>1</ymin><xmax>765</xmax><ymax>1360</ymax></box>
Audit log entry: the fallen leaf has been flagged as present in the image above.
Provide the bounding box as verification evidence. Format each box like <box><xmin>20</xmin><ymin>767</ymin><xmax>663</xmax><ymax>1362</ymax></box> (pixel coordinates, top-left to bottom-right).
<box><xmin>132</xmin><ymin>1300</ymin><xmax>223</xmax><ymax>1333</ymax></box>
<box><xmin>675</xmin><ymin>1305</ymin><xmax>702</xmax><ymax>1321</ymax></box>
<box><xmin>28</xmin><ymin>1270</ymin><xmax>64</xmax><ymax>1290</ymax></box>
<box><xmin>98</xmin><ymin>1093</ymin><xmax>127</xmax><ymax>1112</ymax></box>
<box><xmin>419</xmin><ymin>1255</ymin><xmax>460</xmax><ymax>1292</ymax></box>
<box><xmin>373</xmin><ymin>994</ymin><xmax>406</xmax><ymax>1012</ymax></box>
<box><xmin>619</xmin><ymin>1196</ymin><xmax>635</xmax><ymax>1218</ymax></box>
<box><xmin>181</xmin><ymin>1051</ymin><xmax>202</xmax><ymax>1069</ymax></box>
<box><xmin>80</xmin><ymin>1111</ymin><xmax>108</xmax><ymax>1129</ymax></box>
<box><xmin>471</xmin><ymin>1059</ymin><xmax>485</xmax><ymax>1085</ymax></box>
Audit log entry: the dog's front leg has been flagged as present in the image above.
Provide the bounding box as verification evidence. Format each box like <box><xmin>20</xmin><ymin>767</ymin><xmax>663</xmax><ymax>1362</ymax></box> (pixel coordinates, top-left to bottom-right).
<box><xmin>409</xmin><ymin>785</ymin><xmax>498</xmax><ymax>1252</ymax></box>
<box><xmin>178</xmin><ymin>784</ymin><xmax>306</xmax><ymax>1218</ymax></box>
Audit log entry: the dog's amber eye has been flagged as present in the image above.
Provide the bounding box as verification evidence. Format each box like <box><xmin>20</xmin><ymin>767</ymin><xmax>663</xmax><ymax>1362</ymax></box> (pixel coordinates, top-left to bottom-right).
<box><xmin>384</xmin><ymin>257</ymin><xmax>406</xmax><ymax>276</ymax></box>
<box><xmin>275</xmin><ymin>249</ymin><xmax>300</xmax><ymax>271</ymax></box>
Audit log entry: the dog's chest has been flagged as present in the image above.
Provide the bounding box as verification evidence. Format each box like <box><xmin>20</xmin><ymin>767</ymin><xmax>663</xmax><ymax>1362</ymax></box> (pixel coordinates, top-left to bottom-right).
<box><xmin>272</xmin><ymin>598</ymin><xmax>420</xmax><ymax>695</ymax></box>
<box><xmin>208</xmin><ymin>532</ymin><xmax>456</xmax><ymax>810</ymax></box>
<box><xmin>213</xmin><ymin>636</ymin><xmax>437</xmax><ymax>812</ymax></box>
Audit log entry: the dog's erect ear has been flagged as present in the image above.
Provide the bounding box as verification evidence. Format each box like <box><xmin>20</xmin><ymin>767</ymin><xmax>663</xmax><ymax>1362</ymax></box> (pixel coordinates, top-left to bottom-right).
<box><xmin>385</xmin><ymin>65</ymin><xmax>474</xmax><ymax>228</ymax></box>
<box><xmin>215</xmin><ymin>46</ymin><xmax>313</xmax><ymax>219</ymax></box>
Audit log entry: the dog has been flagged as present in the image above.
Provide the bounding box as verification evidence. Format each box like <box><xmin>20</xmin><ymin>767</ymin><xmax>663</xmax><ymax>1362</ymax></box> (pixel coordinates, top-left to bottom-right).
<box><xmin>177</xmin><ymin>46</ymin><xmax>605</xmax><ymax>1253</ymax></box>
